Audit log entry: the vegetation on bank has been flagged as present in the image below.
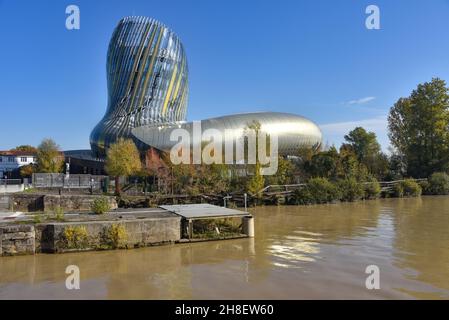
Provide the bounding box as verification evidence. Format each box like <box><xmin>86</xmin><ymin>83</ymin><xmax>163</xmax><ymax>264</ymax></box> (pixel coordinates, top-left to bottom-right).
<box><xmin>100</xmin><ymin>224</ymin><xmax>128</xmax><ymax>249</ymax></box>
<box><xmin>91</xmin><ymin>78</ymin><xmax>449</xmax><ymax>206</ymax></box>
<box><xmin>9</xmin><ymin>78</ymin><xmax>449</xmax><ymax>207</ymax></box>
<box><xmin>191</xmin><ymin>218</ymin><xmax>242</xmax><ymax>239</ymax></box>
<box><xmin>90</xmin><ymin>196</ymin><xmax>111</xmax><ymax>214</ymax></box>
<box><xmin>61</xmin><ymin>226</ymin><xmax>89</xmax><ymax>249</ymax></box>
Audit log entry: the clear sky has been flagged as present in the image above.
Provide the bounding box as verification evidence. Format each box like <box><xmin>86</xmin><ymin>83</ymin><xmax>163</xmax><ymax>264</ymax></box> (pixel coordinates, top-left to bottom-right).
<box><xmin>1</xmin><ymin>0</ymin><xmax>449</xmax><ymax>151</ymax></box>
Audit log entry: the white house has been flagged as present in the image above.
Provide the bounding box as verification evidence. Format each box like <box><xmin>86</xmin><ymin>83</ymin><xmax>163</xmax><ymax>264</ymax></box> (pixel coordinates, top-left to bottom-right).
<box><xmin>0</xmin><ymin>151</ymin><xmax>37</xmax><ymax>178</ymax></box>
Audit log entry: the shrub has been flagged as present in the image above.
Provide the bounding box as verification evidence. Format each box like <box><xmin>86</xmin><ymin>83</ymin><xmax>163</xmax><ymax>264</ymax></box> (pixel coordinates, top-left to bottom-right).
<box><xmin>54</xmin><ymin>206</ymin><xmax>65</xmax><ymax>221</ymax></box>
<box><xmin>292</xmin><ymin>177</ymin><xmax>340</xmax><ymax>205</ymax></box>
<box><xmin>215</xmin><ymin>218</ymin><xmax>242</xmax><ymax>234</ymax></box>
<box><xmin>419</xmin><ymin>180</ymin><xmax>430</xmax><ymax>194</ymax></box>
<box><xmin>91</xmin><ymin>197</ymin><xmax>111</xmax><ymax>214</ymax></box>
<box><xmin>101</xmin><ymin>224</ymin><xmax>127</xmax><ymax>249</ymax></box>
<box><xmin>364</xmin><ymin>178</ymin><xmax>381</xmax><ymax>199</ymax></box>
<box><xmin>62</xmin><ymin>226</ymin><xmax>89</xmax><ymax>249</ymax></box>
<box><xmin>401</xmin><ymin>179</ymin><xmax>422</xmax><ymax>197</ymax></box>
<box><xmin>338</xmin><ymin>178</ymin><xmax>364</xmax><ymax>202</ymax></box>
<box><xmin>427</xmin><ymin>172</ymin><xmax>449</xmax><ymax>195</ymax></box>
<box><xmin>291</xmin><ymin>187</ymin><xmax>315</xmax><ymax>205</ymax></box>
<box><xmin>308</xmin><ymin>178</ymin><xmax>341</xmax><ymax>203</ymax></box>
<box><xmin>192</xmin><ymin>218</ymin><xmax>241</xmax><ymax>239</ymax></box>
<box><xmin>33</xmin><ymin>214</ymin><xmax>43</xmax><ymax>224</ymax></box>
<box><xmin>392</xmin><ymin>183</ymin><xmax>404</xmax><ymax>197</ymax></box>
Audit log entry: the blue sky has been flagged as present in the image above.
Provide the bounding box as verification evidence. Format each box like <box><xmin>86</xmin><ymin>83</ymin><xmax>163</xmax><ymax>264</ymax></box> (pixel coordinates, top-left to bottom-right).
<box><xmin>1</xmin><ymin>0</ymin><xmax>449</xmax><ymax>151</ymax></box>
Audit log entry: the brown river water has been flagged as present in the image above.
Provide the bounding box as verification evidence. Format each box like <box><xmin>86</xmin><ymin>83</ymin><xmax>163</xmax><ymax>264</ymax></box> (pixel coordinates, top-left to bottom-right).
<box><xmin>1</xmin><ymin>196</ymin><xmax>449</xmax><ymax>299</ymax></box>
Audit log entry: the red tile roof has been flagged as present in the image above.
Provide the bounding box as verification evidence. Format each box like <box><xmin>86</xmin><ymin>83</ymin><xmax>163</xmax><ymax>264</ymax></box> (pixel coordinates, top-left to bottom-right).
<box><xmin>0</xmin><ymin>151</ymin><xmax>37</xmax><ymax>156</ymax></box>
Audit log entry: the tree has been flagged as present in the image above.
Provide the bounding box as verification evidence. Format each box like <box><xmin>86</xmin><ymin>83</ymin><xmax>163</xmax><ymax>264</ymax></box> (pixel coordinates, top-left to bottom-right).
<box><xmin>388</xmin><ymin>78</ymin><xmax>449</xmax><ymax>177</ymax></box>
<box><xmin>105</xmin><ymin>138</ymin><xmax>142</xmax><ymax>195</ymax></box>
<box><xmin>243</xmin><ymin>121</ymin><xmax>265</xmax><ymax>198</ymax></box>
<box><xmin>343</xmin><ymin>127</ymin><xmax>380</xmax><ymax>163</ymax></box>
<box><xmin>247</xmin><ymin>162</ymin><xmax>265</xmax><ymax>197</ymax></box>
<box><xmin>266</xmin><ymin>156</ymin><xmax>294</xmax><ymax>185</ymax></box>
<box><xmin>342</xmin><ymin>127</ymin><xmax>387</xmax><ymax>178</ymax></box>
<box><xmin>10</xmin><ymin>145</ymin><xmax>37</xmax><ymax>153</ymax></box>
<box><xmin>304</xmin><ymin>146</ymin><xmax>340</xmax><ymax>180</ymax></box>
<box><xmin>20</xmin><ymin>164</ymin><xmax>36</xmax><ymax>178</ymax></box>
<box><xmin>36</xmin><ymin>139</ymin><xmax>64</xmax><ymax>173</ymax></box>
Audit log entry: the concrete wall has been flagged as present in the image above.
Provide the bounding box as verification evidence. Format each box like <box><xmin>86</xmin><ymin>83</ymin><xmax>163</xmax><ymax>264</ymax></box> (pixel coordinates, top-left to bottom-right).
<box><xmin>0</xmin><ymin>225</ymin><xmax>35</xmax><ymax>256</ymax></box>
<box><xmin>10</xmin><ymin>194</ymin><xmax>117</xmax><ymax>212</ymax></box>
<box><xmin>10</xmin><ymin>194</ymin><xmax>44</xmax><ymax>211</ymax></box>
<box><xmin>2</xmin><ymin>216</ymin><xmax>180</xmax><ymax>256</ymax></box>
<box><xmin>0</xmin><ymin>195</ymin><xmax>10</xmax><ymax>210</ymax></box>
<box><xmin>43</xmin><ymin>195</ymin><xmax>118</xmax><ymax>212</ymax></box>
<box><xmin>0</xmin><ymin>184</ymin><xmax>24</xmax><ymax>193</ymax></box>
<box><xmin>47</xmin><ymin>217</ymin><xmax>181</xmax><ymax>253</ymax></box>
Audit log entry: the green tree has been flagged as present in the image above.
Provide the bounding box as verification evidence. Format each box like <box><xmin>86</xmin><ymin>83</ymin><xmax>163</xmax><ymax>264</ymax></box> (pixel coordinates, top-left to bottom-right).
<box><xmin>10</xmin><ymin>145</ymin><xmax>37</xmax><ymax>153</ymax></box>
<box><xmin>105</xmin><ymin>138</ymin><xmax>142</xmax><ymax>195</ymax></box>
<box><xmin>304</xmin><ymin>146</ymin><xmax>340</xmax><ymax>180</ymax></box>
<box><xmin>243</xmin><ymin>121</ymin><xmax>266</xmax><ymax>199</ymax></box>
<box><xmin>342</xmin><ymin>127</ymin><xmax>387</xmax><ymax>179</ymax></box>
<box><xmin>388</xmin><ymin>78</ymin><xmax>449</xmax><ymax>177</ymax></box>
<box><xmin>266</xmin><ymin>156</ymin><xmax>294</xmax><ymax>185</ymax></box>
<box><xmin>343</xmin><ymin>127</ymin><xmax>380</xmax><ymax>161</ymax></box>
<box><xmin>36</xmin><ymin>139</ymin><xmax>64</xmax><ymax>173</ymax></box>
<box><xmin>247</xmin><ymin>162</ymin><xmax>265</xmax><ymax>197</ymax></box>
<box><xmin>20</xmin><ymin>164</ymin><xmax>36</xmax><ymax>178</ymax></box>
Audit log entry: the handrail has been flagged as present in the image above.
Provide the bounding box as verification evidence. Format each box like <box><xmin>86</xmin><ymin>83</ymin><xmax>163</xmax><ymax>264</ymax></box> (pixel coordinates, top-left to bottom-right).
<box><xmin>257</xmin><ymin>178</ymin><xmax>427</xmax><ymax>195</ymax></box>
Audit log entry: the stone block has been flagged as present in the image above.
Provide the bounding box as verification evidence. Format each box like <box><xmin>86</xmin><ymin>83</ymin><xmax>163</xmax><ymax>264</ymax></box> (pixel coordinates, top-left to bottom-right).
<box><xmin>0</xmin><ymin>225</ymin><xmax>35</xmax><ymax>256</ymax></box>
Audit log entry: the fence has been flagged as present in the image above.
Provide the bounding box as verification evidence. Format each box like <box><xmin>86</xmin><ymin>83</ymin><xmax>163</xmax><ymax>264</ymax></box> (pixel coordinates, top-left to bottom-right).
<box><xmin>0</xmin><ymin>179</ymin><xmax>22</xmax><ymax>185</ymax></box>
<box><xmin>32</xmin><ymin>173</ymin><xmax>108</xmax><ymax>189</ymax></box>
<box><xmin>257</xmin><ymin>179</ymin><xmax>429</xmax><ymax>196</ymax></box>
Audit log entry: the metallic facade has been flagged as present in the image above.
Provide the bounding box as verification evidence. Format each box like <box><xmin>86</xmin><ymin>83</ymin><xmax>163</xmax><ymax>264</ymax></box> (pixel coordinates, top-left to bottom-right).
<box><xmin>132</xmin><ymin>112</ymin><xmax>322</xmax><ymax>155</ymax></box>
<box><xmin>90</xmin><ymin>16</ymin><xmax>189</xmax><ymax>157</ymax></box>
<box><xmin>91</xmin><ymin>16</ymin><xmax>322</xmax><ymax>157</ymax></box>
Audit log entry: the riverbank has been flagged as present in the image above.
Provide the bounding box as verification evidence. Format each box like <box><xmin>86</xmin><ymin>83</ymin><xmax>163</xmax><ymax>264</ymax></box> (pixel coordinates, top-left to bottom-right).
<box><xmin>0</xmin><ymin>205</ymin><xmax>253</xmax><ymax>257</ymax></box>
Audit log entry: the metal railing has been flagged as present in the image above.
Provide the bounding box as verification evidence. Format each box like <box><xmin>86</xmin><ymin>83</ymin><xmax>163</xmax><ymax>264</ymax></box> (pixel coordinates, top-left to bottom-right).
<box><xmin>32</xmin><ymin>173</ymin><xmax>107</xmax><ymax>189</ymax></box>
<box><xmin>0</xmin><ymin>179</ymin><xmax>22</xmax><ymax>185</ymax></box>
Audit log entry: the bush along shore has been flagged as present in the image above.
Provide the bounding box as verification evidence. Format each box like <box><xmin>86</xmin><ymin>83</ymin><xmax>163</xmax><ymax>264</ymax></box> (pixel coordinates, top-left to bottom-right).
<box><xmin>104</xmin><ymin>79</ymin><xmax>449</xmax><ymax>208</ymax></box>
<box><xmin>113</xmin><ymin>172</ymin><xmax>449</xmax><ymax>209</ymax></box>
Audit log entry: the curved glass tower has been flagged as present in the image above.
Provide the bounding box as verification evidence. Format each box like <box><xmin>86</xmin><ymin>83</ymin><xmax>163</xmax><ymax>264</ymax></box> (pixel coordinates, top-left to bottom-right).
<box><xmin>90</xmin><ymin>16</ymin><xmax>189</xmax><ymax>157</ymax></box>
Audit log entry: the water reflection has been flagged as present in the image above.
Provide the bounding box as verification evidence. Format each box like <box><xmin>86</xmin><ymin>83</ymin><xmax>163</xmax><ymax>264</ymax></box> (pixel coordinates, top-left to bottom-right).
<box><xmin>1</xmin><ymin>197</ymin><xmax>449</xmax><ymax>299</ymax></box>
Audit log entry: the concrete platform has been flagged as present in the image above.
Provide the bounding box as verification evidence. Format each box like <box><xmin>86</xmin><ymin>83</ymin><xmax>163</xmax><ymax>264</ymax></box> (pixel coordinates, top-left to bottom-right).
<box><xmin>1</xmin><ymin>204</ymin><xmax>253</xmax><ymax>256</ymax></box>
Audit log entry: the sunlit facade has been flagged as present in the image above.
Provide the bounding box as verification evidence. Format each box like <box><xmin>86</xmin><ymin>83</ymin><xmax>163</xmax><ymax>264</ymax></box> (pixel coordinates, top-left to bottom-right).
<box><xmin>90</xmin><ymin>16</ymin><xmax>189</xmax><ymax>157</ymax></box>
<box><xmin>132</xmin><ymin>112</ymin><xmax>322</xmax><ymax>155</ymax></box>
<box><xmin>90</xmin><ymin>16</ymin><xmax>322</xmax><ymax>157</ymax></box>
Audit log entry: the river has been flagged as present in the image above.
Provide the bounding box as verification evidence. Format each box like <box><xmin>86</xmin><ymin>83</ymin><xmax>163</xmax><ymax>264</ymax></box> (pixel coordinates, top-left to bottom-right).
<box><xmin>1</xmin><ymin>196</ymin><xmax>448</xmax><ymax>299</ymax></box>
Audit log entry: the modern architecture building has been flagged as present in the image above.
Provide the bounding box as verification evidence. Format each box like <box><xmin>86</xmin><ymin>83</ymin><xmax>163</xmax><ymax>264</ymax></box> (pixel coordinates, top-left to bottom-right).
<box><xmin>132</xmin><ymin>112</ymin><xmax>322</xmax><ymax>156</ymax></box>
<box><xmin>88</xmin><ymin>16</ymin><xmax>322</xmax><ymax>162</ymax></box>
<box><xmin>90</xmin><ymin>16</ymin><xmax>188</xmax><ymax>157</ymax></box>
